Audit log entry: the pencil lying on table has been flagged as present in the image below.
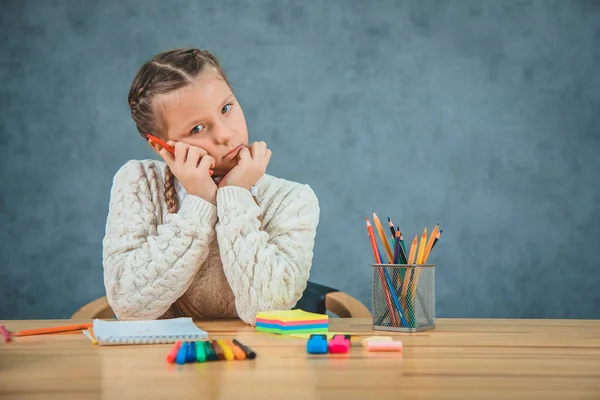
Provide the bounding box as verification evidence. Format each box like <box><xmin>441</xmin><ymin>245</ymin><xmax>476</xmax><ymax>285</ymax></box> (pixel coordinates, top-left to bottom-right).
<box><xmin>13</xmin><ymin>323</ymin><xmax>93</xmax><ymax>337</ymax></box>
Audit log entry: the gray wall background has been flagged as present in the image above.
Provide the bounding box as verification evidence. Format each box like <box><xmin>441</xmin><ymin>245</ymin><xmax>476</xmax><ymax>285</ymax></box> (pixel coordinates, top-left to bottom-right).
<box><xmin>1</xmin><ymin>0</ymin><xmax>599</xmax><ymax>320</ymax></box>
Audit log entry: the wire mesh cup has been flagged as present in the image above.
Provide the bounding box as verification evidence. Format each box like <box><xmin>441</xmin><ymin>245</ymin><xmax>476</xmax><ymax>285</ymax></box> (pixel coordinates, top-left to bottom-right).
<box><xmin>371</xmin><ymin>264</ymin><xmax>435</xmax><ymax>332</ymax></box>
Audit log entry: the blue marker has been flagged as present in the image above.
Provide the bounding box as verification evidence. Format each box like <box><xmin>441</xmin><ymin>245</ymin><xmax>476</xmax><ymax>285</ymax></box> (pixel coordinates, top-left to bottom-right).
<box><xmin>186</xmin><ymin>341</ymin><xmax>196</xmax><ymax>363</ymax></box>
<box><xmin>176</xmin><ymin>342</ymin><xmax>189</xmax><ymax>365</ymax></box>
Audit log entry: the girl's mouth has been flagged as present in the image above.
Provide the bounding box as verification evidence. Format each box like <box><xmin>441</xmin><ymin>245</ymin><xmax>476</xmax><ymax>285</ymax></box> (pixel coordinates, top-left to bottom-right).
<box><xmin>223</xmin><ymin>144</ymin><xmax>244</xmax><ymax>160</ymax></box>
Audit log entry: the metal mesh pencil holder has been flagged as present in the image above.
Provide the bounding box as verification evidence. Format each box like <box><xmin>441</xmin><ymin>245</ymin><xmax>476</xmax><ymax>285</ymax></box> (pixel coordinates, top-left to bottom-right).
<box><xmin>371</xmin><ymin>264</ymin><xmax>435</xmax><ymax>332</ymax></box>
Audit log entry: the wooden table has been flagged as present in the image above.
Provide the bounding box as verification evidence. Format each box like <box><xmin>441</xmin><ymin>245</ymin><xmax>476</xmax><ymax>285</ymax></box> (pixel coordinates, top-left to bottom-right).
<box><xmin>1</xmin><ymin>318</ymin><xmax>599</xmax><ymax>399</ymax></box>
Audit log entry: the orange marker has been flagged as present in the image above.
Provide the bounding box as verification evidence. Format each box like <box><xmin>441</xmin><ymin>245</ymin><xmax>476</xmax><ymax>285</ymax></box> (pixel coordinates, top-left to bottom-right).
<box><xmin>227</xmin><ymin>340</ymin><xmax>246</xmax><ymax>360</ymax></box>
<box><xmin>146</xmin><ymin>134</ymin><xmax>214</xmax><ymax>176</ymax></box>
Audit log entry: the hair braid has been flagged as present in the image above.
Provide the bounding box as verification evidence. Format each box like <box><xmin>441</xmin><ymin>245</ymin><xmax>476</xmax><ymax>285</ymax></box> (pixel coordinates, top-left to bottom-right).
<box><xmin>164</xmin><ymin>166</ymin><xmax>179</xmax><ymax>213</ymax></box>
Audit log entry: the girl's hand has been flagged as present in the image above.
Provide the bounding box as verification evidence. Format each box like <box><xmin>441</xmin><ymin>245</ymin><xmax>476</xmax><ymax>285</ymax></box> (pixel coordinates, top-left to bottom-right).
<box><xmin>219</xmin><ymin>142</ymin><xmax>272</xmax><ymax>190</ymax></box>
<box><xmin>160</xmin><ymin>141</ymin><xmax>217</xmax><ymax>205</ymax></box>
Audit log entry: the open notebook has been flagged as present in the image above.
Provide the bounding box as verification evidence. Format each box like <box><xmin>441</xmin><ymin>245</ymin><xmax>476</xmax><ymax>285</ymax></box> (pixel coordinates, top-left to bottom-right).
<box><xmin>84</xmin><ymin>318</ymin><xmax>208</xmax><ymax>345</ymax></box>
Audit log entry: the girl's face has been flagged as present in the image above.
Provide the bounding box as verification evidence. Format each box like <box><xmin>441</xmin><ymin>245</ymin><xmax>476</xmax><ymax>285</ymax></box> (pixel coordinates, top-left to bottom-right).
<box><xmin>152</xmin><ymin>68</ymin><xmax>249</xmax><ymax>176</ymax></box>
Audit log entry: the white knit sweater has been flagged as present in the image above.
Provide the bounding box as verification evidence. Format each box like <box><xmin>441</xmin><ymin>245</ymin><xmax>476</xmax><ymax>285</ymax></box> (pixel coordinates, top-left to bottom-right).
<box><xmin>102</xmin><ymin>159</ymin><xmax>320</xmax><ymax>325</ymax></box>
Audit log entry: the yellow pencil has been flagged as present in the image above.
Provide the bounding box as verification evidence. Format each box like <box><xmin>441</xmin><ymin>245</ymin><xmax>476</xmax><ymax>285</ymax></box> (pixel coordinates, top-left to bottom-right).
<box><xmin>416</xmin><ymin>228</ymin><xmax>427</xmax><ymax>264</ymax></box>
<box><xmin>87</xmin><ymin>327</ymin><xmax>98</xmax><ymax>345</ymax></box>
<box><xmin>422</xmin><ymin>224</ymin><xmax>439</xmax><ymax>263</ymax></box>
<box><xmin>408</xmin><ymin>235</ymin><xmax>418</xmax><ymax>264</ymax></box>
<box><xmin>411</xmin><ymin>228</ymin><xmax>429</xmax><ymax>302</ymax></box>
<box><xmin>372</xmin><ymin>212</ymin><xmax>394</xmax><ymax>264</ymax></box>
<box><xmin>401</xmin><ymin>235</ymin><xmax>418</xmax><ymax>298</ymax></box>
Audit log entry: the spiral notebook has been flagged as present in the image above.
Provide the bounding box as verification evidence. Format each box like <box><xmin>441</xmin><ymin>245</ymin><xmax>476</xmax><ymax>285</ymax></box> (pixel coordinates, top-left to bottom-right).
<box><xmin>85</xmin><ymin>318</ymin><xmax>208</xmax><ymax>345</ymax></box>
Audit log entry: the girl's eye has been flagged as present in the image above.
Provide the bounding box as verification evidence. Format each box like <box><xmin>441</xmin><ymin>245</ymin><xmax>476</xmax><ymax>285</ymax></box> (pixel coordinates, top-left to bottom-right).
<box><xmin>222</xmin><ymin>104</ymin><xmax>232</xmax><ymax>114</ymax></box>
<box><xmin>191</xmin><ymin>125</ymin><xmax>204</xmax><ymax>134</ymax></box>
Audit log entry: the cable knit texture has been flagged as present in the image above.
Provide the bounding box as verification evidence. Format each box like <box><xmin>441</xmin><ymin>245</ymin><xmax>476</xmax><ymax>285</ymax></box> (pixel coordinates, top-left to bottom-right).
<box><xmin>102</xmin><ymin>159</ymin><xmax>320</xmax><ymax>325</ymax></box>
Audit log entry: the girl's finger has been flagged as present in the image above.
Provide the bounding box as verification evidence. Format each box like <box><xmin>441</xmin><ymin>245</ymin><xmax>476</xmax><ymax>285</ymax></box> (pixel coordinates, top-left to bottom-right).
<box><xmin>265</xmin><ymin>148</ymin><xmax>272</xmax><ymax>164</ymax></box>
<box><xmin>198</xmin><ymin>154</ymin><xmax>216</xmax><ymax>172</ymax></box>
<box><xmin>238</xmin><ymin>146</ymin><xmax>251</xmax><ymax>161</ymax></box>
<box><xmin>159</xmin><ymin>148</ymin><xmax>176</xmax><ymax>169</ymax></box>
<box><xmin>186</xmin><ymin>146</ymin><xmax>205</xmax><ymax>167</ymax></box>
<box><xmin>174</xmin><ymin>142</ymin><xmax>189</xmax><ymax>164</ymax></box>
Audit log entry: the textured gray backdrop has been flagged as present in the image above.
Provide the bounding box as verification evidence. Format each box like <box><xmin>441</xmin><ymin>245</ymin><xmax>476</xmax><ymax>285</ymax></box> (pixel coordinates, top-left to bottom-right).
<box><xmin>1</xmin><ymin>0</ymin><xmax>599</xmax><ymax>320</ymax></box>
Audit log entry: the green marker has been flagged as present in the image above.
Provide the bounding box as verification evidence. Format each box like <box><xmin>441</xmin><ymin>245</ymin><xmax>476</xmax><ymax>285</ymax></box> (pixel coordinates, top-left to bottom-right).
<box><xmin>196</xmin><ymin>341</ymin><xmax>206</xmax><ymax>362</ymax></box>
<box><xmin>204</xmin><ymin>340</ymin><xmax>217</xmax><ymax>361</ymax></box>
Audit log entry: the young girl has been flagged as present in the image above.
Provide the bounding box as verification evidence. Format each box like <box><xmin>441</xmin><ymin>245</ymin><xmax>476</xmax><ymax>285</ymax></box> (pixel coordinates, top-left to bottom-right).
<box><xmin>102</xmin><ymin>48</ymin><xmax>320</xmax><ymax>325</ymax></box>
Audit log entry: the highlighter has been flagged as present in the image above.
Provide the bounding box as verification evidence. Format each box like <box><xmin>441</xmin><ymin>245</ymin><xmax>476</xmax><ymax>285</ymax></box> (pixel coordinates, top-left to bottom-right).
<box><xmin>145</xmin><ymin>134</ymin><xmax>213</xmax><ymax>176</ymax></box>
<box><xmin>166</xmin><ymin>341</ymin><xmax>182</xmax><ymax>364</ymax></box>
<box><xmin>217</xmin><ymin>339</ymin><xmax>235</xmax><ymax>361</ymax></box>
<box><xmin>306</xmin><ymin>334</ymin><xmax>328</xmax><ymax>354</ymax></box>
<box><xmin>328</xmin><ymin>335</ymin><xmax>350</xmax><ymax>354</ymax></box>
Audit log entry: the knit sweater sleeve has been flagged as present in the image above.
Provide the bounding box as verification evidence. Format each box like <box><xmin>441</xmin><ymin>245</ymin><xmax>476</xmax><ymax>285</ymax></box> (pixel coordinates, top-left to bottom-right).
<box><xmin>215</xmin><ymin>183</ymin><xmax>320</xmax><ymax>325</ymax></box>
<box><xmin>102</xmin><ymin>160</ymin><xmax>217</xmax><ymax>320</ymax></box>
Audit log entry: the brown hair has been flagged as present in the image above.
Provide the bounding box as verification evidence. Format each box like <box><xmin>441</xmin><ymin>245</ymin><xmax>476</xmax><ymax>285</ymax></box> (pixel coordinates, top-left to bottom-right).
<box><xmin>127</xmin><ymin>48</ymin><xmax>230</xmax><ymax>213</ymax></box>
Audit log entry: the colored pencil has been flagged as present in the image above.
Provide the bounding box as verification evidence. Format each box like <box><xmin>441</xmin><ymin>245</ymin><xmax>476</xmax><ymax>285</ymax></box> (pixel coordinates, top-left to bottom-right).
<box><xmin>397</xmin><ymin>230</ymin><xmax>408</xmax><ymax>264</ymax></box>
<box><xmin>416</xmin><ymin>228</ymin><xmax>427</xmax><ymax>264</ymax></box>
<box><xmin>408</xmin><ymin>234</ymin><xmax>418</xmax><ymax>264</ymax></box>
<box><xmin>372</xmin><ymin>212</ymin><xmax>394</xmax><ymax>264</ymax></box>
<box><xmin>393</xmin><ymin>231</ymin><xmax>401</xmax><ymax>264</ymax></box>
<box><xmin>423</xmin><ymin>224</ymin><xmax>439</xmax><ymax>263</ymax></box>
<box><xmin>13</xmin><ymin>323</ymin><xmax>93</xmax><ymax>337</ymax></box>
<box><xmin>399</xmin><ymin>229</ymin><xmax>407</xmax><ymax>257</ymax></box>
<box><xmin>387</xmin><ymin>218</ymin><xmax>396</xmax><ymax>241</ymax></box>
<box><xmin>383</xmin><ymin>267</ymin><xmax>409</xmax><ymax>327</ymax></box>
<box><xmin>432</xmin><ymin>229</ymin><xmax>442</xmax><ymax>250</ymax></box>
<box><xmin>388</xmin><ymin>218</ymin><xmax>407</xmax><ymax>259</ymax></box>
<box><xmin>411</xmin><ymin>228</ymin><xmax>431</xmax><ymax>302</ymax></box>
<box><xmin>87</xmin><ymin>327</ymin><xmax>98</xmax><ymax>345</ymax></box>
<box><xmin>402</xmin><ymin>235</ymin><xmax>418</xmax><ymax>297</ymax></box>
<box><xmin>366</xmin><ymin>218</ymin><xmax>398</xmax><ymax>326</ymax></box>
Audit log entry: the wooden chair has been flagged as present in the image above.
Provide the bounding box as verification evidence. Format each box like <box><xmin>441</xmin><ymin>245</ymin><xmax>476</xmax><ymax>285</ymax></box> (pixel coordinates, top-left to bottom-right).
<box><xmin>71</xmin><ymin>282</ymin><xmax>371</xmax><ymax>319</ymax></box>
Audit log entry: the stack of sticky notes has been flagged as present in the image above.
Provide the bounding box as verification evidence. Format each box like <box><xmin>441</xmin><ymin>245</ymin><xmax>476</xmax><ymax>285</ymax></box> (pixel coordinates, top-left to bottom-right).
<box><xmin>256</xmin><ymin>310</ymin><xmax>329</xmax><ymax>335</ymax></box>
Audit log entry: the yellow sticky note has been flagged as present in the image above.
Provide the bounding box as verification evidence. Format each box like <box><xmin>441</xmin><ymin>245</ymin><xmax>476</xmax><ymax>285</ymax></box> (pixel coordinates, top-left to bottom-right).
<box><xmin>256</xmin><ymin>309</ymin><xmax>328</xmax><ymax>322</ymax></box>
